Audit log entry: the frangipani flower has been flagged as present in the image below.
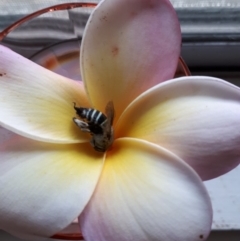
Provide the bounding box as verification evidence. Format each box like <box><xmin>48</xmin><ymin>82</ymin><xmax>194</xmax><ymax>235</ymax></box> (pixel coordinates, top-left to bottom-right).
<box><xmin>0</xmin><ymin>0</ymin><xmax>240</xmax><ymax>241</ymax></box>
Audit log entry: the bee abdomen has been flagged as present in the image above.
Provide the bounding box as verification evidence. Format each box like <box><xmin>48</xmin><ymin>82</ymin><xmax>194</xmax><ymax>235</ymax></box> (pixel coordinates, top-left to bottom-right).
<box><xmin>74</xmin><ymin>104</ymin><xmax>107</xmax><ymax>125</ymax></box>
<box><xmin>86</xmin><ymin>109</ymin><xmax>107</xmax><ymax>125</ymax></box>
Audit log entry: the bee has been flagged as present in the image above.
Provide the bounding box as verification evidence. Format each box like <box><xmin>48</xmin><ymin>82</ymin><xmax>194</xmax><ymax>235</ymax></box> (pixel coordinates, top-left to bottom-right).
<box><xmin>73</xmin><ymin>101</ymin><xmax>114</xmax><ymax>152</ymax></box>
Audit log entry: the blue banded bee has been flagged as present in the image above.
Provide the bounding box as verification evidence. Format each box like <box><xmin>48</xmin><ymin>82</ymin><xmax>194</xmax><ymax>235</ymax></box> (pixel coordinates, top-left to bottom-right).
<box><xmin>73</xmin><ymin>101</ymin><xmax>114</xmax><ymax>152</ymax></box>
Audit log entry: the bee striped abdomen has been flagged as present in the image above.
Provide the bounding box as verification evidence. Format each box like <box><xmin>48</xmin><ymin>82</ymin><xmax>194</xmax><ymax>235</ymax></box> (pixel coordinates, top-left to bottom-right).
<box><xmin>85</xmin><ymin>108</ymin><xmax>106</xmax><ymax>125</ymax></box>
<box><xmin>73</xmin><ymin>103</ymin><xmax>107</xmax><ymax>125</ymax></box>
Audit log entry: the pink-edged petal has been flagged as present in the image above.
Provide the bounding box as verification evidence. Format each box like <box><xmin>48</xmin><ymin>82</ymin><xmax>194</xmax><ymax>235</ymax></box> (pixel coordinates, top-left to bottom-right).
<box><xmin>0</xmin><ymin>134</ymin><xmax>104</xmax><ymax>240</ymax></box>
<box><xmin>0</xmin><ymin>45</ymin><xmax>90</xmax><ymax>143</ymax></box>
<box><xmin>81</xmin><ymin>0</ymin><xmax>181</xmax><ymax>119</ymax></box>
<box><xmin>0</xmin><ymin>127</ymin><xmax>14</xmax><ymax>145</ymax></box>
<box><xmin>116</xmin><ymin>76</ymin><xmax>240</xmax><ymax>180</ymax></box>
<box><xmin>80</xmin><ymin>138</ymin><xmax>212</xmax><ymax>241</ymax></box>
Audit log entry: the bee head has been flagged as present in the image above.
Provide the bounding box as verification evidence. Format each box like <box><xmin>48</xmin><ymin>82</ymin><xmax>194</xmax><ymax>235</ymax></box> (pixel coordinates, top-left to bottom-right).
<box><xmin>73</xmin><ymin>102</ymin><xmax>87</xmax><ymax>118</ymax></box>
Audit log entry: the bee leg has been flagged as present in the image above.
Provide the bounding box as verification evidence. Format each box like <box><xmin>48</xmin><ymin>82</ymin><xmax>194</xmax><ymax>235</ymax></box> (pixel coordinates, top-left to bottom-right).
<box><xmin>73</xmin><ymin>117</ymin><xmax>91</xmax><ymax>132</ymax></box>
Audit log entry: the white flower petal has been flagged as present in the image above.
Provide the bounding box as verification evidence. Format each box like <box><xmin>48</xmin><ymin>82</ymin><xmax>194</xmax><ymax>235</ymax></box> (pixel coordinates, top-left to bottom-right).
<box><xmin>0</xmin><ymin>45</ymin><xmax>90</xmax><ymax>143</ymax></box>
<box><xmin>116</xmin><ymin>76</ymin><xmax>240</xmax><ymax>180</ymax></box>
<box><xmin>81</xmin><ymin>0</ymin><xmax>181</xmax><ymax>119</ymax></box>
<box><xmin>80</xmin><ymin>138</ymin><xmax>212</xmax><ymax>241</ymax></box>
<box><xmin>0</xmin><ymin>135</ymin><xmax>103</xmax><ymax>240</ymax></box>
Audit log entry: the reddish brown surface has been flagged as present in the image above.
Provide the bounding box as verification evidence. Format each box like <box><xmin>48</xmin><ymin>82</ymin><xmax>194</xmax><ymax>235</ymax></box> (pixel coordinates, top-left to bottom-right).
<box><xmin>0</xmin><ymin>2</ymin><xmax>97</xmax><ymax>41</ymax></box>
<box><xmin>175</xmin><ymin>56</ymin><xmax>191</xmax><ymax>77</ymax></box>
<box><xmin>51</xmin><ymin>233</ymin><xmax>84</xmax><ymax>240</ymax></box>
<box><xmin>58</xmin><ymin>51</ymin><xmax>80</xmax><ymax>64</ymax></box>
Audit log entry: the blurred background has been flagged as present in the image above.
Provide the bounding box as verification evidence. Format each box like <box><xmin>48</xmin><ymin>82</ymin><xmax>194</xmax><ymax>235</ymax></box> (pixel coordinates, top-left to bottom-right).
<box><xmin>0</xmin><ymin>0</ymin><xmax>239</xmax><ymax>83</ymax></box>
<box><xmin>0</xmin><ymin>0</ymin><xmax>240</xmax><ymax>240</ymax></box>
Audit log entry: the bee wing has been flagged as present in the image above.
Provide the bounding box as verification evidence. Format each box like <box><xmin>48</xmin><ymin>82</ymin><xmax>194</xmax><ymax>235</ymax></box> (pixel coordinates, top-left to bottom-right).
<box><xmin>105</xmin><ymin>101</ymin><xmax>114</xmax><ymax>125</ymax></box>
<box><xmin>104</xmin><ymin>101</ymin><xmax>114</xmax><ymax>138</ymax></box>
